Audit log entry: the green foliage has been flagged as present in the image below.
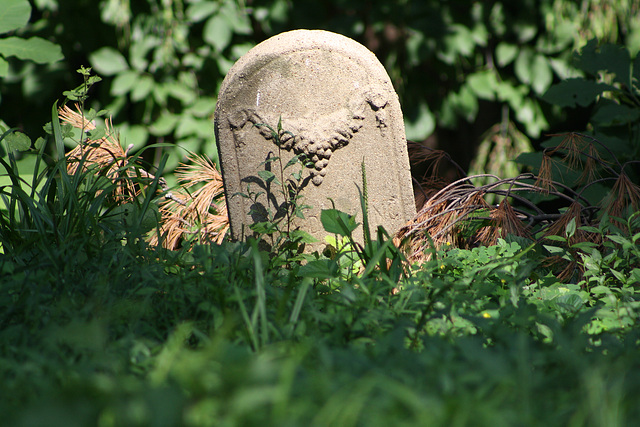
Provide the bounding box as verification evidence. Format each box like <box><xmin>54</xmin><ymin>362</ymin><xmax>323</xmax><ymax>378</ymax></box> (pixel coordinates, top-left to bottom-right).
<box><xmin>235</xmin><ymin>119</ymin><xmax>314</xmax><ymax>259</ymax></box>
<box><xmin>540</xmin><ymin>38</ymin><xmax>640</xmax><ymax>165</ymax></box>
<box><xmin>4</xmin><ymin>0</ymin><xmax>640</xmax><ymax>179</ymax></box>
<box><xmin>3</xmin><ymin>163</ymin><xmax>640</xmax><ymax>425</ymax></box>
<box><xmin>0</xmin><ymin>0</ymin><xmax>63</xmax><ymax>78</ymax></box>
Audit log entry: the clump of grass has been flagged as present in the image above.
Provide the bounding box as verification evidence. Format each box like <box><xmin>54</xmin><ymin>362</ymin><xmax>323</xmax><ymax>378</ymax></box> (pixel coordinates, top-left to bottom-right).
<box><xmin>58</xmin><ymin>105</ymin><xmax>229</xmax><ymax>249</ymax></box>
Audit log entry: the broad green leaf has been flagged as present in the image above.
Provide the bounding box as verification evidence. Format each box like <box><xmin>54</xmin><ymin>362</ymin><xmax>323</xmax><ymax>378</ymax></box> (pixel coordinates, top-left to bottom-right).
<box><xmin>0</xmin><ymin>0</ymin><xmax>30</xmax><ymax>34</ymax></box>
<box><xmin>257</xmin><ymin>169</ymin><xmax>278</xmax><ymax>184</ymax></box>
<box><xmin>633</xmin><ymin>53</ymin><xmax>640</xmax><ymax>88</ymax></box>
<box><xmin>187</xmin><ymin>97</ymin><xmax>217</xmax><ymax>117</ymax></box>
<box><xmin>565</xmin><ymin>217</ymin><xmax>576</xmax><ymax>239</ymax></box>
<box><xmin>175</xmin><ymin>116</ymin><xmax>212</xmax><ymax>139</ymax></box>
<box><xmin>89</xmin><ymin>47</ymin><xmax>128</xmax><ymax>76</ymax></box>
<box><xmin>542</xmin><ymin>79</ymin><xmax>615</xmax><ymax>108</ymax></box>
<box><xmin>515</xmin><ymin>48</ymin><xmax>551</xmax><ymax>93</ymax></box>
<box><xmin>0</xmin><ymin>36</ymin><xmax>62</xmax><ymax>64</ymax></box>
<box><xmin>467</xmin><ymin>70</ymin><xmax>497</xmax><ymax>100</ymax></box>
<box><xmin>610</xmin><ymin>269</ymin><xmax>626</xmax><ymax>284</ymax></box>
<box><xmin>204</xmin><ymin>13</ymin><xmax>233</xmax><ymax>52</ymax></box>
<box><xmin>530</xmin><ymin>54</ymin><xmax>552</xmax><ymax>95</ymax></box>
<box><xmin>110</xmin><ymin>70</ymin><xmax>139</xmax><ymax>96</ymax></box>
<box><xmin>556</xmin><ymin>294</ymin><xmax>584</xmax><ymax>311</ymax></box>
<box><xmin>578</xmin><ymin>41</ymin><xmax>631</xmax><ymax>86</ymax></box>
<box><xmin>5</xmin><ymin>131</ymin><xmax>30</xmax><ymax>151</ymax></box>
<box><xmin>606</xmin><ymin>234</ymin><xmax>632</xmax><ymax>246</ymax></box>
<box><xmin>495</xmin><ymin>42</ymin><xmax>518</xmax><ymax>67</ymax></box>
<box><xmin>186</xmin><ymin>1</ymin><xmax>217</xmax><ymax>22</ymax></box>
<box><xmin>119</xmin><ymin>124</ymin><xmax>148</xmax><ymax>152</ymax></box>
<box><xmin>495</xmin><ymin>80</ymin><xmax>526</xmax><ymax>108</ymax></box>
<box><xmin>150</xmin><ymin>112</ymin><xmax>179</xmax><ymax>136</ymax></box>
<box><xmin>298</xmin><ymin>259</ymin><xmax>338</xmax><ymax>279</ymax></box>
<box><xmin>590</xmin><ymin>285</ymin><xmax>611</xmax><ymax>295</ymax></box>
<box><xmin>514</xmin><ymin>48</ymin><xmax>534</xmax><ymax>85</ymax></box>
<box><xmin>166</xmin><ymin>81</ymin><xmax>196</xmax><ymax>104</ymax></box>
<box><xmin>600</xmin><ymin>44</ymin><xmax>631</xmax><ymax>86</ymax></box>
<box><xmin>130</xmin><ymin>74</ymin><xmax>154</xmax><ymax>101</ymax></box>
<box><xmin>591</xmin><ymin>100</ymin><xmax>640</xmax><ymax>126</ymax></box>
<box><xmin>34</xmin><ymin>136</ymin><xmax>45</xmax><ymax>150</ymax></box>
<box><xmin>321</xmin><ymin>208</ymin><xmax>359</xmax><ymax>236</ymax></box>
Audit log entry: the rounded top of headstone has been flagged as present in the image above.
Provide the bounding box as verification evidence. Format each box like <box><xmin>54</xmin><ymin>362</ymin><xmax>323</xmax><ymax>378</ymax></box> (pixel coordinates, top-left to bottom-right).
<box><xmin>217</xmin><ymin>29</ymin><xmax>394</xmax><ymax>105</ymax></box>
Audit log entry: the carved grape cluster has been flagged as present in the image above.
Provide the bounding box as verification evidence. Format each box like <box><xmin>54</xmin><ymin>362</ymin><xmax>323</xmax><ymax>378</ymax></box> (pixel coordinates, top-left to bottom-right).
<box><xmin>227</xmin><ymin>85</ymin><xmax>389</xmax><ymax>186</ymax></box>
<box><xmin>278</xmin><ymin>119</ymin><xmax>363</xmax><ymax>185</ymax></box>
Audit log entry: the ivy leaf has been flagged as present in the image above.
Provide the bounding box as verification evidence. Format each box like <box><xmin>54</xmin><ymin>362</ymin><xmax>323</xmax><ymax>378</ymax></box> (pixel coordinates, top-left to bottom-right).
<box><xmin>577</xmin><ymin>40</ymin><xmax>631</xmax><ymax>86</ymax></box>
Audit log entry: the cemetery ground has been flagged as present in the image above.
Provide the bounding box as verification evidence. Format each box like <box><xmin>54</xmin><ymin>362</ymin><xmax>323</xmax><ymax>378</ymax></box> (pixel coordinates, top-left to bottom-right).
<box><xmin>2</xmin><ymin>105</ymin><xmax>640</xmax><ymax>427</ymax></box>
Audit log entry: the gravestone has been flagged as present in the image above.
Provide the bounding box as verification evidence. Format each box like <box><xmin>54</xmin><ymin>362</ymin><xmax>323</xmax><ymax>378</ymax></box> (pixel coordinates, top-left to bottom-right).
<box><xmin>215</xmin><ymin>29</ymin><xmax>415</xmax><ymax>250</ymax></box>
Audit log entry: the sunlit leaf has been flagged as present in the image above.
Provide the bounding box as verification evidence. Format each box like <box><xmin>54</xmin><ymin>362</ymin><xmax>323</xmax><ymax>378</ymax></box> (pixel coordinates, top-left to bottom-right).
<box><xmin>89</xmin><ymin>47</ymin><xmax>128</xmax><ymax>75</ymax></box>
<box><xmin>321</xmin><ymin>208</ymin><xmax>359</xmax><ymax>236</ymax></box>
<box><xmin>0</xmin><ymin>36</ymin><xmax>63</xmax><ymax>64</ymax></box>
<box><xmin>0</xmin><ymin>0</ymin><xmax>30</xmax><ymax>34</ymax></box>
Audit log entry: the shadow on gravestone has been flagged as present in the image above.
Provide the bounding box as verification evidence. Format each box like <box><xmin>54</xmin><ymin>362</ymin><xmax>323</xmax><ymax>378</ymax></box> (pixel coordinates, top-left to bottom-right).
<box><xmin>215</xmin><ymin>29</ymin><xmax>415</xmax><ymax>252</ymax></box>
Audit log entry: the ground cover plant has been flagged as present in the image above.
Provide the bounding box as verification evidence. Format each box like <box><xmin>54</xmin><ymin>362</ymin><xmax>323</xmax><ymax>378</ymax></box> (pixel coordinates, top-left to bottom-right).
<box><xmin>2</xmin><ymin>48</ymin><xmax>640</xmax><ymax>426</ymax></box>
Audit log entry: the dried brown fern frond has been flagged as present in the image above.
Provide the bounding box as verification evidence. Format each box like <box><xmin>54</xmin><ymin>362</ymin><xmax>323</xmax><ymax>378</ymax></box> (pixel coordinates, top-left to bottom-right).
<box><xmin>60</xmin><ymin>104</ymin><xmax>140</xmax><ymax>201</ymax></box>
<box><xmin>150</xmin><ymin>153</ymin><xmax>229</xmax><ymax>249</ymax></box>
<box><xmin>396</xmin><ymin>177</ymin><xmax>496</xmax><ymax>263</ymax></box>
<box><xmin>408</xmin><ymin>140</ymin><xmax>467</xmax><ymax>179</ymax></box>
<box><xmin>534</xmin><ymin>153</ymin><xmax>558</xmax><ymax>195</ymax></box>
<box><xmin>475</xmin><ymin>199</ymin><xmax>530</xmax><ymax>247</ymax></box>
<box><xmin>577</xmin><ymin>142</ymin><xmax>604</xmax><ymax>185</ymax></box>
<box><xmin>548</xmin><ymin>132</ymin><xmax>587</xmax><ymax>171</ymax></box>
<box><xmin>605</xmin><ymin>172</ymin><xmax>640</xmax><ymax>224</ymax></box>
<box><xmin>542</xmin><ymin>200</ymin><xmax>599</xmax><ymax>245</ymax></box>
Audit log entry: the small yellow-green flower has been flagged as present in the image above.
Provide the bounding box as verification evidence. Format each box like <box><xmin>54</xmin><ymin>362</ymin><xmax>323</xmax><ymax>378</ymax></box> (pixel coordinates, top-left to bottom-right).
<box><xmin>482</xmin><ymin>312</ymin><xmax>491</xmax><ymax>318</ymax></box>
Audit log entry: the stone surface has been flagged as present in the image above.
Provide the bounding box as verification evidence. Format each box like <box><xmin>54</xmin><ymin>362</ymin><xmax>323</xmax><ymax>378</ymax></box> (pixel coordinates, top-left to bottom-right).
<box><xmin>215</xmin><ymin>29</ymin><xmax>415</xmax><ymax>250</ymax></box>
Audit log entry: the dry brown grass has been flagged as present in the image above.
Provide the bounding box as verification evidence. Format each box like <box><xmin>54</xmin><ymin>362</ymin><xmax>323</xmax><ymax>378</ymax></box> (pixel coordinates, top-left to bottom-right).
<box><xmin>149</xmin><ymin>153</ymin><xmax>229</xmax><ymax>249</ymax></box>
<box><xmin>59</xmin><ymin>104</ymin><xmax>229</xmax><ymax>249</ymax></box>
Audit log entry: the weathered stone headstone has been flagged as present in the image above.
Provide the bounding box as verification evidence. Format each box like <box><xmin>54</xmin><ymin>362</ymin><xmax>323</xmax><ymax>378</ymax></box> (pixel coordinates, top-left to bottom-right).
<box><xmin>215</xmin><ymin>29</ymin><xmax>415</xmax><ymax>250</ymax></box>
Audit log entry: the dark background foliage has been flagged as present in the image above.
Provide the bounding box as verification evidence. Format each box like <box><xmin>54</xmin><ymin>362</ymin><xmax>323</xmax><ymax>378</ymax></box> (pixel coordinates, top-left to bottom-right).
<box><xmin>2</xmin><ymin>0</ymin><xmax>640</xmax><ymax>177</ymax></box>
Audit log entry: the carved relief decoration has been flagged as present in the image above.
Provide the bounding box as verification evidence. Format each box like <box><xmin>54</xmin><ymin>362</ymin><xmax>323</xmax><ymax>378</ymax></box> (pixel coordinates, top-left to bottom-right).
<box><xmin>226</xmin><ymin>85</ymin><xmax>389</xmax><ymax>186</ymax></box>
